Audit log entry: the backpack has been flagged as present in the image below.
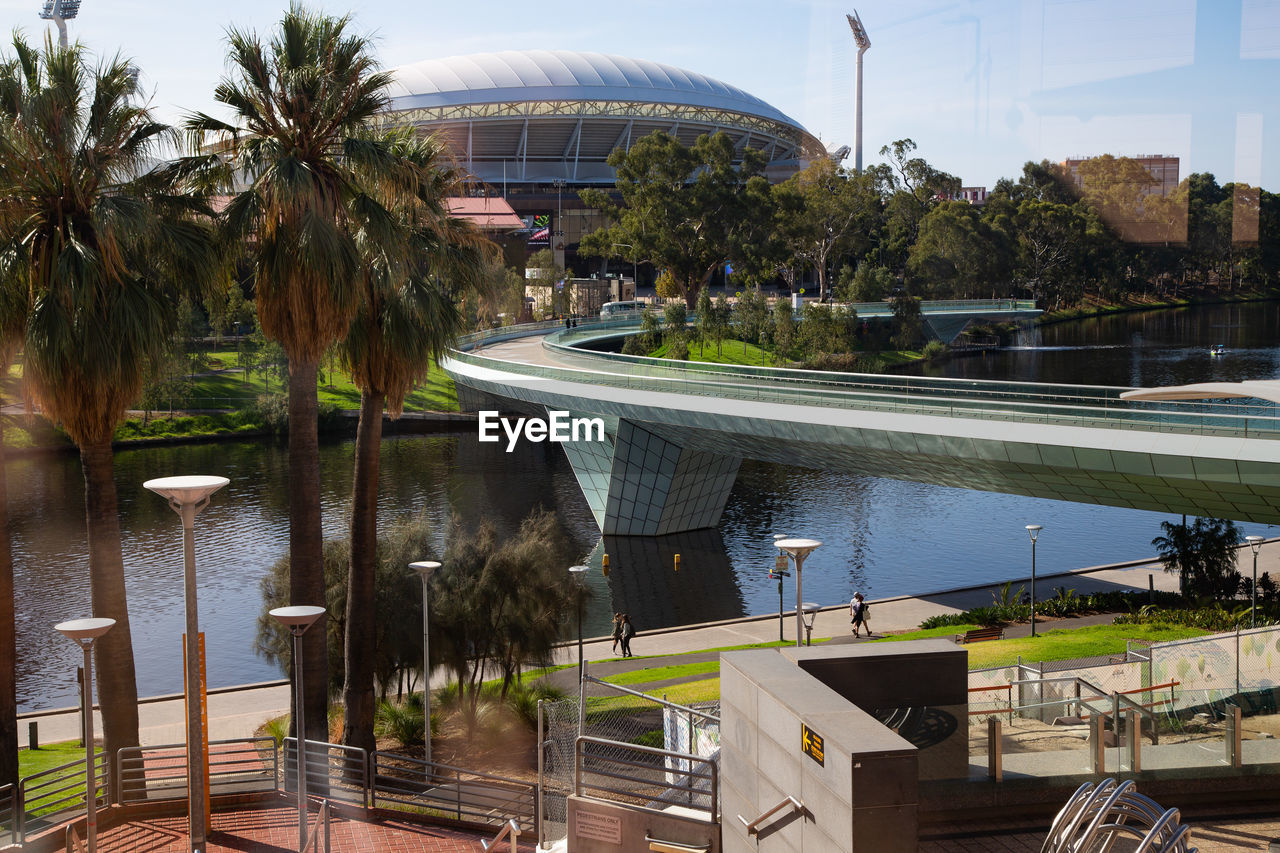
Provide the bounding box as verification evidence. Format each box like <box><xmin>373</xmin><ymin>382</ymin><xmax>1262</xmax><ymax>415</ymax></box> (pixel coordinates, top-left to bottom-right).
<box><xmin>621</xmin><ymin>621</ymin><xmax>635</xmax><ymax>640</ymax></box>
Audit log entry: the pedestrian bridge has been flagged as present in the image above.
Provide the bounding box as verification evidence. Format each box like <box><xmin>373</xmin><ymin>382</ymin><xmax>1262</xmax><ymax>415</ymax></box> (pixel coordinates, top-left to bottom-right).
<box><xmin>443</xmin><ymin>319</ymin><xmax>1280</xmax><ymax>536</ymax></box>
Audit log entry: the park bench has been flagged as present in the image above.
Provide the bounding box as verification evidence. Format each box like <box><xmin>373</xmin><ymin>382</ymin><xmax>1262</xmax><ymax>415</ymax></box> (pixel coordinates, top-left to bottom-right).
<box><xmin>956</xmin><ymin>626</ymin><xmax>1004</xmax><ymax>644</ymax></box>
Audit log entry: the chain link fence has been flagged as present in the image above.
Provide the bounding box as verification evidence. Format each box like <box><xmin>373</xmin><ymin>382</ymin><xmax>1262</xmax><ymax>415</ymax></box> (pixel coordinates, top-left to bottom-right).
<box><xmin>537</xmin><ymin>673</ymin><xmax>720</xmax><ymax>849</ymax></box>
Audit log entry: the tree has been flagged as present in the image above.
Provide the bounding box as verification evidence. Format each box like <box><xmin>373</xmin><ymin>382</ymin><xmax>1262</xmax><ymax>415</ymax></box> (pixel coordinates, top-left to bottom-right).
<box><xmin>907</xmin><ymin>202</ymin><xmax>1011</xmax><ymax>298</ymax></box>
<box><xmin>187</xmin><ymin>6</ymin><xmax>407</xmax><ymax>745</ymax></box>
<box><xmin>339</xmin><ymin>129</ymin><xmax>491</xmax><ymax>756</ymax></box>
<box><xmin>891</xmin><ymin>294</ymin><xmax>924</xmax><ymax>350</ymax></box>
<box><xmin>874</xmin><ymin>139</ymin><xmax>961</xmax><ymax>274</ymax></box>
<box><xmin>771</xmin><ymin>299</ymin><xmax>796</xmax><ymax>363</ymax></box>
<box><xmin>837</xmin><ymin>262</ymin><xmax>894</xmax><ymax>303</ymax></box>
<box><xmin>1152</xmin><ymin>517</ymin><xmax>1243</xmax><ymax>599</ymax></box>
<box><xmin>580</xmin><ymin>131</ymin><xmax>764</xmax><ymax>308</ymax></box>
<box><xmin>0</xmin><ymin>34</ymin><xmax>218</xmax><ymax>785</ymax></box>
<box><xmin>429</xmin><ymin>510</ymin><xmax>578</xmax><ymax>719</ymax></box>
<box><xmin>777</xmin><ymin>159</ymin><xmax>880</xmax><ymax>301</ymax></box>
<box><xmin>0</xmin><ymin>241</ymin><xmax>25</xmax><ymax>790</ymax></box>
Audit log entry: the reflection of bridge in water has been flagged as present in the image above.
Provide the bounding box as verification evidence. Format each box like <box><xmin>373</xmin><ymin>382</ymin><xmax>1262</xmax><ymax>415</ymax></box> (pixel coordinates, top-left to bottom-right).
<box><xmin>443</xmin><ymin>316</ymin><xmax>1280</xmax><ymax>537</ymax></box>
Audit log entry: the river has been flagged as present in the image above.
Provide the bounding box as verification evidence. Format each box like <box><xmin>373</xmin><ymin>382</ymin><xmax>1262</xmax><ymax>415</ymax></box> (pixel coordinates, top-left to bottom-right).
<box><xmin>12</xmin><ymin>301</ymin><xmax>1280</xmax><ymax>712</ymax></box>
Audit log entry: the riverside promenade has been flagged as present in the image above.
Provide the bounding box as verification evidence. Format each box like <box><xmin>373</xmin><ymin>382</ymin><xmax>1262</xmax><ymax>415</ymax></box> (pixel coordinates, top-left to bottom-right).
<box><xmin>24</xmin><ymin>546</ymin><xmax>1252</xmax><ymax>746</ymax></box>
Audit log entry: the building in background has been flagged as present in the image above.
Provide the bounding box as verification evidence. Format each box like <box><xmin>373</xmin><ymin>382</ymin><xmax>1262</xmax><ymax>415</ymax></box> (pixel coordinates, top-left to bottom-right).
<box><xmin>1060</xmin><ymin>154</ymin><xmax>1180</xmax><ymax>198</ymax></box>
<box><xmin>385</xmin><ymin>50</ymin><xmax>826</xmax><ymax>278</ymax></box>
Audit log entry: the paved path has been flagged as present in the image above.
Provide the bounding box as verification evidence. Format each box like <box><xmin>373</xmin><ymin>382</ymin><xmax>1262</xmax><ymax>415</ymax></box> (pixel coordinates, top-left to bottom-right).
<box><xmin>21</xmin><ymin>542</ymin><xmax>1280</xmax><ymax>748</ymax></box>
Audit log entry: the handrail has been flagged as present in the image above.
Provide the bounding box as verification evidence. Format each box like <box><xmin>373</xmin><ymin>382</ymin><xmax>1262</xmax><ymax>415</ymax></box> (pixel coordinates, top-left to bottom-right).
<box><xmin>480</xmin><ymin>818</ymin><xmax>520</xmax><ymax>852</ymax></box>
<box><xmin>737</xmin><ymin>795</ymin><xmax>804</xmax><ymax>836</ymax></box>
<box><xmin>302</xmin><ymin>798</ymin><xmax>330</xmax><ymax>853</ymax></box>
<box><xmin>645</xmin><ymin>835</ymin><xmax>711</xmax><ymax>853</ymax></box>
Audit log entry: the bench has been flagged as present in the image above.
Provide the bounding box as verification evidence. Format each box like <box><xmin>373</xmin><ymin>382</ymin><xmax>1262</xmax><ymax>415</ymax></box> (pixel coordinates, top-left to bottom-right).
<box><xmin>956</xmin><ymin>626</ymin><xmax>1004</xmax><ymax>644</ymax></box>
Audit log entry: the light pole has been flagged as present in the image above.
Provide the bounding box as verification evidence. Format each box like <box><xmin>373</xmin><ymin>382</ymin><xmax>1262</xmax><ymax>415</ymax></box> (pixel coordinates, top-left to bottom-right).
<box><xmin>409</xmin><ymin>560</ymin><xmax>441</xmax><ymax>766</ymax></box>
<box><xmin>144</xmin><ymin>474</ymin><xmax>229</xmax><ymax>852</ymax></box>
<box><xmin>774</xmin><ymin>539</ymin><xmax>821</xmax><ymax>648</ymax></box>
<box><xmin>771</xmin><ymin>534</ymin><xmax>790</xmax><ymax>642</ymax></box>
<box><xmin>612</xmin><ymin>243</ymin><xmax>636</xmax><ymax>293</ymax></box>
<box><xmin>38</xmin><ymin>0</ymin><xmax>81</xmax><ymax>49</ymax></box>
<box><xmin>1026</xmin><ymin>525</ymin><xmax>1042</xmax><ymax>637</ymax></box>
<box><xmin>55</xmin><ymin>617</ymin><xmax>113</xmax><ymax>853</ymax></box>
<box><xmin>569</xmin><ymin>566</ymin><xmax>589</xmax><ymax>682</ymax></box>
<box><xmin>552</xmin><ymin>178</ymin><xmax>566</xmax><ymax>272</ymax></box>
<box><xmin>270</xmin><ymin>605</ymin><xmax>326</xmax><ymax>853</ymax></box>
<box><xmin>801</xmin><ymin>603</ymin><xmax>820</xmax><ymax>646</ymax></box>
<box><xmin>846</xmin><ymin>10</ymin><xmax>871</xmax><ymax>173</ymax></box>
<box><xmin>1247</xmin><ymin>536</ymin><xmax>1265</xmax><ymax>628</ymax></box>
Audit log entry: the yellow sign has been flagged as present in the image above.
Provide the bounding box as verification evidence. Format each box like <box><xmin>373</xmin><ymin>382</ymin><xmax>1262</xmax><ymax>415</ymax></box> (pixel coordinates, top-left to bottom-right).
<box><xmin>801</xmin><ymin>724</ymin><xmax>824</xmax><ymax>766</ymax></box>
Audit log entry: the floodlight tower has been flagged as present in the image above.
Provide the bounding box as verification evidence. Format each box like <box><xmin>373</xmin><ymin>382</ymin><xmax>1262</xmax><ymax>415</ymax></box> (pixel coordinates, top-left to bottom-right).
<box><xmin>38</xmin><ymin>0</ymin><xmax>81</xmax><ymax>49</ymax></box>
<box><xmin>846</xmin><ymin>10</ymin><xmax>871</xmax><ymax>173</ymax></box>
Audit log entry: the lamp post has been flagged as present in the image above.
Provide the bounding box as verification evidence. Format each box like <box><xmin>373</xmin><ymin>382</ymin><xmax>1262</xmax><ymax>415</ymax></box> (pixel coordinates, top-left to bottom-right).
<box><xmin>569</xmin><ymin>566</ymin><xmax>589</xmax><ymax>682</ymax></box>
<box><xmin>552</xmin><ymin>178</ymin><xmax>566</xmax><ymax>272</ymax></box>
<box><xmin>143</xmin><ymin>474</ymin><xmax>229</xmax><ymax>852</ymax></box>
<box><xmin>612</xmin><ymin>243</ymin><xmax>636</xmax><ymax>292</ymax></box>
<box><xmin>771</xmin><ymin>534</ymin><xmax>790</xmax><ymax>642</ymax></box>
<box><xmin>408</xmin><ymin>561</ymin><xmax>441</xmax><ymax>766</ymax></box>
<box><xmin>1247</xmin><ymin>536</ymin><xmax>1265</xmax><ymax>628</ymax></box>
<box><xmin>774</xmin><ymin>539</ymin><xmax>821</xmax><ymax>648</ymax></box>
<box><xmin>55</xmin><ymin>617</ymin><xmax>113</xmax><ymax>853</ymax></box>
<box><xmin>1026</xmin><ymin>525</ymin><xmax>1042</xmax><ymax>637</ymax></box>
<box><xmin>270</xmin><ymin>605</ymin><xmax>326</xmax><ymax>853</ymax></box>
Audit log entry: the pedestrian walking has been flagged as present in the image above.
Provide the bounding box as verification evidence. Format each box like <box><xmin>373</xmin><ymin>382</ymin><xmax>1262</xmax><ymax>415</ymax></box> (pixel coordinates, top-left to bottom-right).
<box><xmin>850</xmin><ymin>592</ymin><xmax>870</xmax><ymax>637</ymax></box>
<box><xmin>610</xmin><ymin>613</ymin><xmax>623</xmax><ymax>655</ymax></box>
<box><xmin>619</xmin><ymin>614</ymin><xmax>636</xmax><ymax>657</ymax></box>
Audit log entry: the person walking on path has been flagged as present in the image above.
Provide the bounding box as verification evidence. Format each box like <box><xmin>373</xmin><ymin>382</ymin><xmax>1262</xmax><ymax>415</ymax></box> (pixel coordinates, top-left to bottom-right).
<box><xmin>620</xmin><ymin>614</ymin><xmax>636</xmax><ymax>657</ymax></box>
<box><xmin>610</xmin><ymin>613</ymin><xmax>623</xmax><ymax>655</ymax></box>
<box><xmin>850</xmin><ymin>592</ymin><xmax>870</xmax><ymax>637</ymax></box>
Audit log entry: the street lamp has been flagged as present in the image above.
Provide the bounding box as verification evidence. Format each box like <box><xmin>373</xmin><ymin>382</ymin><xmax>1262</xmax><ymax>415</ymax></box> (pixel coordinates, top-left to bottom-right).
<box><xmin>144</xmin><ymin>474</ymin><xmax>229</xmax><ymax>852</ymax></box>
<box><xmin>774</xmin><ymin>539</ymin><xmax>822</xmax><ymax>648</ymax></box>
<box><xmin>1026</xmin><ymin>525</ymin><xmax>1042</xmax><ymax>637</ymax></box>
<box><xmin>408</xmin><ymin>560</ymin><xmax>441</xmax><ymax>766</ymax></box>
<box><xmin>270</xmin><ymin>605</ymin><xmax>326</xmax><ymax>853</ymax></box>
<box><xmin>55</xmin><ymin>617</ymin><xmax>113</xmax><ymax>853</ymax></box>
<box><xmin>1247</xmin><ymin>536</ymin><xmax>1265</xmax><ymax>628</ymax></box>
<box><xmin>569</xmin><ymin>566</ymin><xmax>590</xmax><ymax>682</ymax></box>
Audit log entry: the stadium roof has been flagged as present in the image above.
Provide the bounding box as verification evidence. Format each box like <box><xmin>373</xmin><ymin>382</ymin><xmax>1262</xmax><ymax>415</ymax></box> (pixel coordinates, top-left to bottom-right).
<box><xmin>384</xmin><ymin>50</ymin><xmax>825</xmax><ymax>186</ymax></box>
<box><xmin>388</xmin><ymin>50</ymin><xmax>801</xmax><ymax>128</ymax></box>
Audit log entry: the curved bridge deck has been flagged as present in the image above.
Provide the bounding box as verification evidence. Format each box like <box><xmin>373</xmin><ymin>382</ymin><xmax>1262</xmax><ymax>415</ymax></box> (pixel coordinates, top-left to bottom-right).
<box><xmin>445</xmin><ymin>320</ymin><xmax>1280</xmax><ymax>535</ymax></box>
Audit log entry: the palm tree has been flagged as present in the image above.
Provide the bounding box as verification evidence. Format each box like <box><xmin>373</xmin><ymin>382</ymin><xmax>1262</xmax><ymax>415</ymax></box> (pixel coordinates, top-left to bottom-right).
<box><xmin>339</xmin><ymin>130</ymin><xmax>492</xmax><ymax>754</ymax></box>
<box><xmin>0</xmin><ymin>246</ymin><xmax>27</xmax><ymax>788</ymax></box>
<box><xmin>185</xmin><ymin>5</ymin><xmax>422</xmax><ymax>743</ymax></box>
<box><xmin>0</xmin><ymin>34</ymin><xmax>218</xmax><ymax>789</ymax></box>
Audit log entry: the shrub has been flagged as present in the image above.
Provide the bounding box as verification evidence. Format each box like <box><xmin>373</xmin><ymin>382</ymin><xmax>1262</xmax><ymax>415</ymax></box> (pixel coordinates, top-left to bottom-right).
<box><xmin>922</xmin><ymin>339</ymin><xmax>947</xmax><ymax>361</ymax></box>
<box><xmin>376</xmin><ymin>695</ymin><xmax>426</xmax><ymax>747</ymax></box>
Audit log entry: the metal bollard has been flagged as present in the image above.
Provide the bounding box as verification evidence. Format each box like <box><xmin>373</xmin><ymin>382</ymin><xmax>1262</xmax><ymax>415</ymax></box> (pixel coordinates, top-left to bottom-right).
<box><xmin>1226</xmin><ymin>704</ymin><xmax>1242</xmax><ymax>769</ymax></box>
<box><xmin>1126</xmin><ymin>710</ymin><xmax>1141</xmax><ymax>773</ymax></box>
<box><xmin>987</xmin><ymin>717</ymin><xmax>1002</xmax><ymax>782</ymax></box>
<box><xmin>27</xmin><ymin>721</ymin><xmax>37</xmax><ymax>751</ymax></box>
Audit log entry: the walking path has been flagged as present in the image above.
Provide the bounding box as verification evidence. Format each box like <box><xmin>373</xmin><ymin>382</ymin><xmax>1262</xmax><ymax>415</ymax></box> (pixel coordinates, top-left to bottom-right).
<box><xmin>27</xmin><ymin>544</ymin><xmax>1266</xmax><ymax>747</ymax></box>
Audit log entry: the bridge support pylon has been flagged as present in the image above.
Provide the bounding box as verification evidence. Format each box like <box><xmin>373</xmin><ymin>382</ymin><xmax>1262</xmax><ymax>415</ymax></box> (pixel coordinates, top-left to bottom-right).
<box><xmin>562</xmin><ymin>419</ymin><xmax>740</xmax><ymax>536</ymax></box>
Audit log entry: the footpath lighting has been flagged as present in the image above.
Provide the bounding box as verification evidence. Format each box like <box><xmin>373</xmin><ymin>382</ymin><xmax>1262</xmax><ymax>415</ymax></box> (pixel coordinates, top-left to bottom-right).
<box><xmin>569</xmin><ymin>566</ymin><xmax>590</xmax><ymax>682</ymax></box>
<box><xmin>270</xmin><ymin>605</ymin><xmax>326</xmax><ymax>853</ymax></box>
<box><xmin>774</xmin><ymin>538</ymin><xmax>821</xmax><ymax>648</ymax></box>
<box><xmin>1247</xmin><ymin>536</ymin><xmax>1265</xmax><ymax>628</ymax></box>
<box><xmin>409</xmin><ymin>561</ymin><xmax>441</xmax><ymax>766</ymax></box>
<box><xmin>1026</xmin><ymin>525</ymin><xmax>1043</xmax><ymax>637</ymax></box>
<box><xmin>55</xmin><ymin>617</ymin><xmax>114</xmax><ymax>853</ymax></box>
<box><xmin>801</xmin><ymin>603</ymin><xmax>820</xmax><ymax>646</ymax></box>
<box><xmin>144</xmin><ymin>474</ymin><xmax>229</xmax><ymax>852</ymax></box>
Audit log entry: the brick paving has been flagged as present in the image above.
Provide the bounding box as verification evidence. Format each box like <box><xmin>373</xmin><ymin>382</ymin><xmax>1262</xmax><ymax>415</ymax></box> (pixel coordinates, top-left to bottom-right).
<box><xmin>90</xmin><ymin>806</ymin><xmax>537</xmax><ymax>853</ymax></box>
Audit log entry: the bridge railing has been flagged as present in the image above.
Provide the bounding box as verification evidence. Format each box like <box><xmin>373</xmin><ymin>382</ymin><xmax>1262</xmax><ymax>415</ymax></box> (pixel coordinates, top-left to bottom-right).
<box><xmin>445</xmin><ymin>344</ymin><xmax>1280</xmax><ymax>439</ymax></box>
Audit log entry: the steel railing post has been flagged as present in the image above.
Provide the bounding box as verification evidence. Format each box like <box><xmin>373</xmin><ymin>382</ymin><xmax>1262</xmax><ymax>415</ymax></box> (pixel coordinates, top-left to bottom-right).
<box><xmin>988</xmin><ymin>717</ymin><xmax>1002</xmax><ymax>782</ymax></box>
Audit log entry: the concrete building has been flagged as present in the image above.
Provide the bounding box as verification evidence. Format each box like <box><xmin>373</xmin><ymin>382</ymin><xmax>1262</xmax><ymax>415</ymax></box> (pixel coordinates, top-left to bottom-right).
<box><xmin>1060</xmin><ymin>154</ymin><xmax>1180</xmax><ymax>198</ymax></box>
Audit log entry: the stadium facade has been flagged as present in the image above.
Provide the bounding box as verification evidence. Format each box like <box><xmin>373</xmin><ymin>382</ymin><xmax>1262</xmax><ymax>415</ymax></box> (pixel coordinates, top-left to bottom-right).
<box><xmin>385</xmin><ymin>50</ymin><xmax>827</xmax><ymax>275</ymax></box>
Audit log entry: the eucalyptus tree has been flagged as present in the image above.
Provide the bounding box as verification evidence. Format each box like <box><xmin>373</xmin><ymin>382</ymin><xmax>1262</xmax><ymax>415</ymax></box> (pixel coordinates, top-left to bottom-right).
<box><xmin>0</xmin><ymin>34</ymin><xmax>218</xmax><ymax>783</ymax></box>
<box><xmin>338</xmin><ymin>129</ymin><xmax>492</xmax><ymax>755</ymax></box>
<box><xmin>186</xmin><ymin>5</ymin><xmax>411</xmax><ymax>743</ymax></box>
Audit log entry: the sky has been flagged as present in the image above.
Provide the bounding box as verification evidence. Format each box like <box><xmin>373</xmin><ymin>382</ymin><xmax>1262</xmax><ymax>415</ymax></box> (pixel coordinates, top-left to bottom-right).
<box><xmin>3</xmin><ymin>0</ymin><xmax>1277</xmax><ymax>189</ymax></box>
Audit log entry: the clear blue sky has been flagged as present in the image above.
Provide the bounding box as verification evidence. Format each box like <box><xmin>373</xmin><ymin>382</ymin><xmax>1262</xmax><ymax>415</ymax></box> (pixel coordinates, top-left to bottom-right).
<box><xmin>4</xmin><ymin>0</ymin><xmax>1277</xmax><ymax>189</ymax></box>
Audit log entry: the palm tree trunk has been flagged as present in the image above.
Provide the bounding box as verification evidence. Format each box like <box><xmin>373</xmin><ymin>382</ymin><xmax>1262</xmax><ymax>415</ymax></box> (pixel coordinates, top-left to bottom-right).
<box><xmin>0</xmin><ymin>412</ymin><xmax>16</xmax><ymax>788</ymax></box>
<box><xmin>287</xmin><ymin>359</ymin><xmax>329</xmax><ymax>748</ymax></box>
<box><xmin>340</xmin><ymin>387</ymin><xmax>385</xmax><ymax>756</ymax></box>
<box><xmin>80</xmin><ymin>439</ymin><xmax>140</xmax><ymax>801</ymax></box>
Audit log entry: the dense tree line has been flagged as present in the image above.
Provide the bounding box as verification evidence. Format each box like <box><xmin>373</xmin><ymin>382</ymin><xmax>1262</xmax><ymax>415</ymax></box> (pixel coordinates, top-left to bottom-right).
<box><xmin>580</xmin><ymin>134</ymin><xmax>1280</xmax><ymax>311</ymax></box>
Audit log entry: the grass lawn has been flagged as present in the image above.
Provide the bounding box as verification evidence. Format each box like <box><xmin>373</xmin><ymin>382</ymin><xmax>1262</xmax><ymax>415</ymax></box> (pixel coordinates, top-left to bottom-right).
<box><xmin>876</xmin><ymin>623</ymin><xmax>1209</xmax><ymax>669</ymax></box>
<box><xmin>650</xmin><ymin>339</ymin><xmax>773</xmax><ymax>366</ymax></box>
<box><xmin>187</xmin><ymin>359</ymin><xmax>458</xmax><ymax>413</ymax></box>
<box><xmin>19</xmin><ymin>740</ymin><xmax>87</xmax><ymax>778</ymax></box>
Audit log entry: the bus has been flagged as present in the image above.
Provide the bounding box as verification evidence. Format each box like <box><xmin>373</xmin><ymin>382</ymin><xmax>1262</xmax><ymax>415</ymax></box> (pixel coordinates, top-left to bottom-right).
<box><xmin>600</xmin><ymin>300</ymin><xmax>642</xmax><ymax>320</ymax></box>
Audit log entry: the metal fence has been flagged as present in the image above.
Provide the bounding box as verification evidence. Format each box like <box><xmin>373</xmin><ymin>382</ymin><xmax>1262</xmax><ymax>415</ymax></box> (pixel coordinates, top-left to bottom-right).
<box><xmin>282</xmin><ymin>739</ymin><xmax>369</xmax><ymax>808</ymax></box>
<box><xmin>117</xmin><ymin>737</ymin><xmax>278</xmax><ymax>803</ymax></box>
<box><xmin>575</xmin><ymin>736</ymin><xmax>717</xmax><ymax>820</ymax></box>
<box><xmin>0</xmin><ymin>782</ymin><xmax>15</xmax><ymax>847</ymax></box>
<box><xmin>537</xmin><ymin>669</ymin><xmax>721</xmax><ymax>848</ymax></box>
<box><xmin>371</xmin><ymin>751</ymin><xmax>536</xmax><ymax>832</ymax></box>
<box><xmin>16</xmin><ymin>751</ymin><xmax>107</xmax><ymax>842</ymax></box>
